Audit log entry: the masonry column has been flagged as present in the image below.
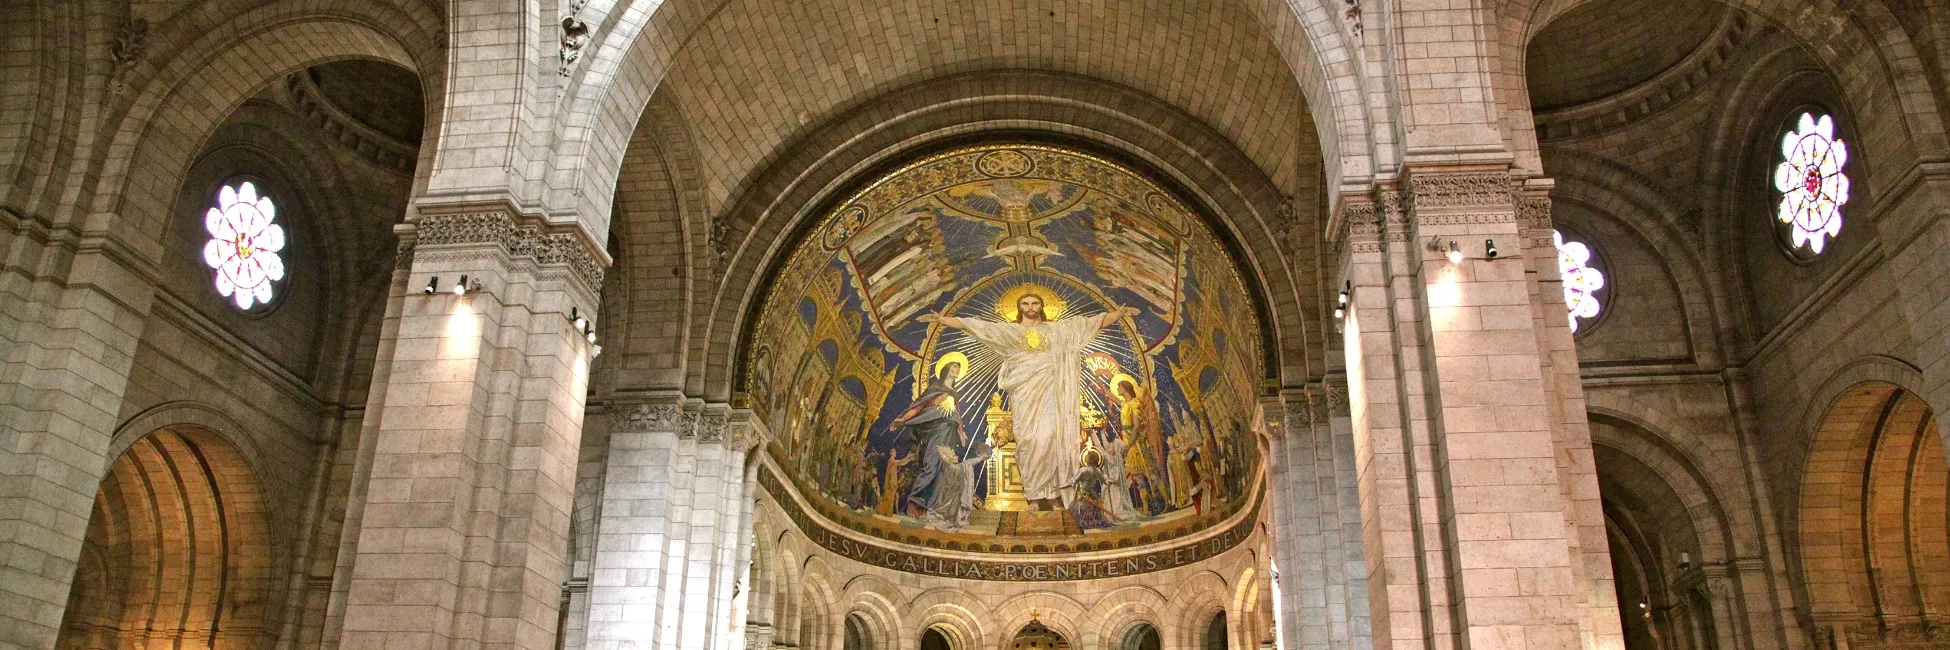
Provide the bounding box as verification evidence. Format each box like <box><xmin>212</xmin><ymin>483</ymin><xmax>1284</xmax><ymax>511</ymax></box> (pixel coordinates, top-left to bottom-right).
<box><xmin>335</xmin><ymin>206</ymin><xmax>605</xmax><ymax>650</ymax></box>
<box><xmin>1263</xmin><ymin>386</ymin><xmax>1370</xmax><ymax>650</ymax></box>
<box><xmin>1340</xmin><ymin>171</ymin><xmax>1622</xmax><ymax>649</ymax></box>
<box><xmin>0</xmin><ymin>224</ymin><xmax>153</xmax><ymax>648</ymax></box>
<box><xmin>583</xmin><ymin>399</ymin><xmax>761</xmax><ymax>650</ymax></box>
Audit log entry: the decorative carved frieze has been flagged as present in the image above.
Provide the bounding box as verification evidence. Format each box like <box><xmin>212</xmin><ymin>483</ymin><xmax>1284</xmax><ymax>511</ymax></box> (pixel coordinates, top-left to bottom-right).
<box><xmin>1406</xmin><ymin>172</ymin><xmax>1513</xmax><ymax>209</ymax></box>
<box><xmin>1321</xmin><ymin>381</ymin><xmax>1349</xmax><ymax>418</ymax></box>
<box><xmin>699</xmin><ymin>411</ymin><xmax>729</xmax><ymax>443</ymax></box>
<box><xmin>609</xmin><ymin>403</ymin><xmax>683</xmax><ymax>433</ymax></box>
<box><xmin>411</xmin><ymin>210</ymin><xmax>606</xmax><ymax>292</ymax></box>
<box><xmin>678</xmin><ymin>409</ymin><xmax>703</xmax><ymax>439</ymax></box>
<box><xmin>1515</xmin><ymin>195</ymin><xmax>1553</xmax><ymax>230</ymax></box>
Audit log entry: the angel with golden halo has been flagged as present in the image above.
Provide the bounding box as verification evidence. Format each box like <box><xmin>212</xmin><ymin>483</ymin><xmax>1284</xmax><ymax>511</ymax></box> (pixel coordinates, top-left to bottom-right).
<box><xmin>918</xmin><ymin>286</ymin><xmax>1138</xmax><ymax>511</ymax></box>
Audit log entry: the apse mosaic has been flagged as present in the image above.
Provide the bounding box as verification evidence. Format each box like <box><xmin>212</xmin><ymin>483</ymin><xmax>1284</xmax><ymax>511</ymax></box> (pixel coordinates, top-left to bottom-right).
<box><xmin>746</xmin><ymin>145</ymin><xmax>1263</xmax><ymax>553</ymax></box>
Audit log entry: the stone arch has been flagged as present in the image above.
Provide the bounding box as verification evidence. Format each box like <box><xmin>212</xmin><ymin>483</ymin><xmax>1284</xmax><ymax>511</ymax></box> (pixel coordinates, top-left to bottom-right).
<box><xmin>1502</xmin><ymin>0</ymin><xmax>1944</xmax><ymax>184</ymax></box>
<box><xmin>692</xmin><ymin>70</ymin><xmax>1314</xmax><ymax>401</ymax></box>
<box><xmin>55</xmin><ymin>425</ymin><xmax>275</xmax><ymax>649</ymax></box>
<box><xmin>909</xmin><ymin>591</ymin><xmax>990</xmax><ymax>650</ymax></box>
<box><xmin>552</xmin><ymin>0</ymin><xmax>1369</xmax><ymax>238</ymax></box>
<box><xmin>1544</xmin><ymin>152</ymin><xmax>1732</xmax><ymax>364</ymax></box>
<box><xmin>608</xmin><ymin>95</ymin><xmax>708</xmax><ymax>388</ymax></box>
<box><xmin>81</xmin><ymin>4</ymin><xmax>443</xmax><ymax>264</ymax></box>
<box><xmin>1795</xmin><ymin>379</ymin><xmax>1950</xmax><ymax>643</ymax></box>
<box><xmin>1164</xmin><ymin>571</ymin><xmax>1231</xmax><ymax>650</ymax></box>
<box><xmin>1086</xmin><ymin>586</ymin><xmax>1171</xmax><ymax>650</ymax></box>
<box><xmin>1585</xmin><ymin>409</ymin><xmax>1749</xmax><ymax>647</ymax></box>
<box><xmin>799</xmin><ymin>568</ymin><xmax>842</xmax><ymax>650</ymax></box>
<box><xmin>1228</xmin><ymin>566</ymin><xmax>1263</xmax><ymax>650</ymax></box>
<box><xmin>841</xmin><ymin>576</ymin><xmax>906</xmax><ymax>650</ymax></box>
<box><xmin>992</xmin><ymin>592</ymin><xmax>1088</xmax><ymax>650</ymax></box>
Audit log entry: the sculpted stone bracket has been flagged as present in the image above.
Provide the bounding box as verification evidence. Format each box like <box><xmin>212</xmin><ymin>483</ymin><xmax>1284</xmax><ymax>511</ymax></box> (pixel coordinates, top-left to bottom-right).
<box><xmin>395</xmin><ymin>206</ymin><xmax>607</xmax><ymax>296</ymax></box>
<box><xmin>607</xmin><ymin>398</ymin><xmax>762</xmax><ymax>449</ymax></box>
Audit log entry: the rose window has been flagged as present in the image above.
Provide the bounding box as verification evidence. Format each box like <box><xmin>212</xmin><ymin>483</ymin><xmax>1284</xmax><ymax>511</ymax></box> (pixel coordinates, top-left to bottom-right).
<box><xmin>1555</xmin><ymin>230</ymin><xmax>1604</xmax><ymax>333</ymax></box>
<box><xmin>201</xmin><ymin>181</ymin><xmax>287</xmax><ymax>310</ymax></box>
<box><xmin>1772</xmin><ymin>112</ymin><xmax>1850</xmax><ymax>255</ymax></box>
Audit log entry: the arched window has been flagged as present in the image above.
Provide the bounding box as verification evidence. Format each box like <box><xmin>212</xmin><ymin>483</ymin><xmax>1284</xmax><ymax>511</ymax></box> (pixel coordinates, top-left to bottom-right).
<box><xmin>201</xmin><ymin>180</ymin><xmax>287</xmax><ymax>310</ymax></box>
<box><xmin>1772</xmin><ymin>112</ymin><xmax>1850</xmax><ymax>255</ymax></box>
<box><xmin>1554</xmin><ymin>230</ymin><xmax>1605</xmax><ymax>333</ymax></box>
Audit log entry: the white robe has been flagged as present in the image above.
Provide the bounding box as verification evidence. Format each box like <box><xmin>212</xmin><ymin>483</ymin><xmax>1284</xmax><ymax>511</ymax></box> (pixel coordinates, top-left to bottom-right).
<box><xmin>960</xmin><ymin>316</ymin><xmax>1102</xmax><ymax>504</ymax></box>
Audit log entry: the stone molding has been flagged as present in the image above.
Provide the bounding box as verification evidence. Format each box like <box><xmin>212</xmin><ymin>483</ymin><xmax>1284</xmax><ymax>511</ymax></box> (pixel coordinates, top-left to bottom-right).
<box><xmin>397</xmin><ymin>208</ymin><xmax>606</xmax><ymax>294</ymax></box>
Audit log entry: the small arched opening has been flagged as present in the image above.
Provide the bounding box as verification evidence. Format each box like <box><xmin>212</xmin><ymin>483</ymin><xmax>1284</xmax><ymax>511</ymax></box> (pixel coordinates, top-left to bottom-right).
<box><xmin>54</xmin><ymin>427</ymin><xmax>273</xmax><ymax>649</ymax></box>
<box><xmin>845</xmin><ymin>612</ymin><xmax>875</xmax><ymax>650</ymax></box>
<box><xmin>1011</xmin><ymin>620</ymin><xmax>1070</xmax><ymax>650</ymax></box>
<box><xmin>922</xmin><ymin>625</ymin><xmax>956</xmax><ymax>650</ymax></box>
<box><xmin>1202</xmin><ymin>612</ymin><xmax>1227</xmax><ymax>650</ymax></box>
<box><xmin>1119</xmin><ymin>622</ymin><xmax>1162</xmax><ymax>650</ymax></box>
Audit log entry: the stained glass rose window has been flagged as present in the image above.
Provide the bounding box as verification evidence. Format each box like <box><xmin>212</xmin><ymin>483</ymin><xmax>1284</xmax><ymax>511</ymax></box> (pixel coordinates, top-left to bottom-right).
<box><xmin>1773</xmin><ymin>112</ymin><xmax>1849</xmax><ymax>255</ymax></box>
<box><xmin>1556</xmin><ymin>230</ymin><xmax>1604</xmax><ymax>333</ymax></box>
<box><xmin>202</xmin><ymin>181</ymin><xmax>286</xmax><ymax>310</ymax></box>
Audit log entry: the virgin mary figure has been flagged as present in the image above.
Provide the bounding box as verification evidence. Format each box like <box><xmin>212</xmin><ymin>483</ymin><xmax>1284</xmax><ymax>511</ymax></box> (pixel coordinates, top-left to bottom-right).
<box><xmin>921</xmin><ymin>288</ymin><xmax>1136</xmax><ymax>509</ymax></box>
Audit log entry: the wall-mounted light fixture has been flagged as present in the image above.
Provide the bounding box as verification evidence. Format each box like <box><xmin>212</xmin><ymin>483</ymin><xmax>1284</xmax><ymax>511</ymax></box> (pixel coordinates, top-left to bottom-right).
<box><xmin>1446</xmin><ymin>240</ymin><xmax>1464</xmax><ymax>264</ymax></box>
<box><xmin>1484</xmin><ymin>239</ymin><xmax>1499</xmax><ymax>259</ymax></box>
<box><xmin>1334</xmin><ymin>281</ymin><xmax>1350</xmax><ymax>321</ymax></box>
<box><xmin>570</xmin><ymin>307</ymin><xmax>601</xmax><ymax>356</ymax></box>
<box><xmin>424</xmin><ymin>276</ymin><xmax>483</xmax><ymax>296</ymax></box>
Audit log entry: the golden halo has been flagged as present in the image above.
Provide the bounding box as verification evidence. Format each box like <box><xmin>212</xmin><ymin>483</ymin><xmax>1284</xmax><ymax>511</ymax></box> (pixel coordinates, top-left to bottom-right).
<box><xmin>997</xmin><ymin>283</ymin><xmax>1068</xmax><ymax>322</ymax></box>
<box><xmin>1109</xmin><ymin>373</ymin><xmax>1140</xmax><ymax>398</ymax></box>
<box><xmin>931</xmin><ymin>351</ymin><xmax>970</xmax><ymax>378</ymax></box>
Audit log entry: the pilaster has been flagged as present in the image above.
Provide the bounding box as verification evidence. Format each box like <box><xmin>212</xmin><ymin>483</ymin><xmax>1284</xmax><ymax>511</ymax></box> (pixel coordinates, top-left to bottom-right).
<box><xmin>0</xmin><ymin>218</ymin><xmax>154</xmax><ymax>648</ymax></box>
<box><xmin>1338</xmin><ymin>170</ymin><xmax>1622</xmax><ymax>649</ymax></box>
<box><xmin>583</xmin><ymin>397</ymin><xmax>762</xmax><ymax>650</ymax></box>
<box><xmin>1264</xmin><ymin>384</ymin><xmax>1369</xmax><ymax>650</ymax></box>
<box><xmin>335</xmin><ymin>204</ymin><xmax>604</xmax><ymax>650</ymax></box>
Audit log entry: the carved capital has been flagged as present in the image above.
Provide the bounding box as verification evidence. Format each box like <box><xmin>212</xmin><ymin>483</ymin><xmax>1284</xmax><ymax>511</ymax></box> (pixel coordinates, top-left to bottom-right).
<box><xmin>408</xmin><ymin>208</ymin><xmax>606</xmax><ymax>294</ymax></box>
<box><xmin>609</xmin><ymin>403</ymin><xmax>683</xmax><ymax>433</ymax></box>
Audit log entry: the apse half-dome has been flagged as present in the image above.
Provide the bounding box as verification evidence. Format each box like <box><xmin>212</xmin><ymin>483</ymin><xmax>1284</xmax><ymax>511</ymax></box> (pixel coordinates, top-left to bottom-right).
<box><xmin>747</xmin><ymin>144</ymin><xmax>1262</xmax><ymax>562</ymax></box>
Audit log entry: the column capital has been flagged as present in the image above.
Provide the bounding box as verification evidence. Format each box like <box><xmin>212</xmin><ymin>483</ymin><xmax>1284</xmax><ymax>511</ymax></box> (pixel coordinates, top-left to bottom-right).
<box><xmin>396</xmin><ymin>201</ymin><xmax>609</xmax><ymax>298</ymax></box>
<box><xmin>608</xmin><ymin>396</ymin><xmax>765</xmax><ymax>450</ymax></box>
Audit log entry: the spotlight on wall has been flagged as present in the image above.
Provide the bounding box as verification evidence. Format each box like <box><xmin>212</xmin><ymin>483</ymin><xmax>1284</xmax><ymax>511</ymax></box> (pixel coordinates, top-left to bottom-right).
<box><xmin>1334</xmin><ymin>281</ymin><xmax>1350</xmax><ymax>320</ymax></box>
<box><xmin>452</xmin><ymin>275</ymin><xmax>472</xmax><ymax>295</ymax></box>
<box><xmin>1484</xmin><ymin>239</ymin><xmax>1499</xmax><ymax>259</ymax></box>
<box><xmin>424</xmin><ymin>277</ymin><xmax>439</xmax><ymax>295</ymax></box>
<box><xmin>1446</xmin><ymin>240</ymin><xmax>1463</xmax><ymax>264</ymax></box>
<box><xmin>568</xmin><ymin>308</ymin><xmax>599</xmax><ymax>348</ymax></box>
<box><xmin>1679</xmin><ymin>552</ymin><xmax>1692</xmax><ymax>570</ymax></box>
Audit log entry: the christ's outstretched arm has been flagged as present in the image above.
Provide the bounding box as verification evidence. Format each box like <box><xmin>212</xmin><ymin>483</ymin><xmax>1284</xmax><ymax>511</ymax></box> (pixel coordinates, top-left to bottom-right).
<box><xmin>918</xmin><ymin>313</ymin><xmax>964</xmax><ymax>328</ymax></box>
<box><xmin>1095</xmin><ymin>305</ymin><xmax>1139</xmax><ymax>329</ymax></box>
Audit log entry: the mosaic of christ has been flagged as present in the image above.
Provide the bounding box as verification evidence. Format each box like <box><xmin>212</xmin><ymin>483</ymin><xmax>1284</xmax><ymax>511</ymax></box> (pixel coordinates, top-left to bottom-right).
<box><xmin>747</xmin><ymin>145</ymin><xmax>1263</xmax><ymax>552</ymax></box>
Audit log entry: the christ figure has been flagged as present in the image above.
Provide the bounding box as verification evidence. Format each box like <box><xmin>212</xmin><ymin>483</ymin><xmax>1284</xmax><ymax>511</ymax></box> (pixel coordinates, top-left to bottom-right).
<box><xmin>920</xmin><ymin>292</ymin><xmax>1136</xmax><ymax>510</ymax></box>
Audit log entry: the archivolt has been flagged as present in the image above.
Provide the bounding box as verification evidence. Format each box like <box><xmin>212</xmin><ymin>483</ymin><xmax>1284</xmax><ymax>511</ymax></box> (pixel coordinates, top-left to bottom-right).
<box><xmin>551</xmin><ymin>0</ymin><xmax>1369</xmax><ymax>242</ymax></box>
<box><xmin>78</xmin><ymin>2</ymin><xmax>442</xmax><ymax>264</ymax></box>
